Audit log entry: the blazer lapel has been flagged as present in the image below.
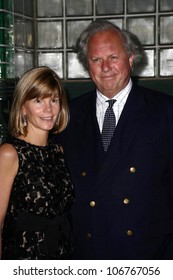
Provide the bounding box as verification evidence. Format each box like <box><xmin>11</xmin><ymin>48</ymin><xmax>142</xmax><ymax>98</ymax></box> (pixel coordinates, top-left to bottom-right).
<box><xmin>75</xmin><ymin>91</ymin><xmax>103</xmax><ymax>168</ymax></box>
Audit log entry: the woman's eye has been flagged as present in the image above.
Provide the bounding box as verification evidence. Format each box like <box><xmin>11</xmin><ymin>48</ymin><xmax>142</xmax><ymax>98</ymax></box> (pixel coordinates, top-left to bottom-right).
<box><xmin>51</xmin><ymin>98</ymin><xmax>59</xmax><ymax>103</ymax></box>
<box><xmin>34</xmin><ymin>98</ymin><xmax>41</xmax><ymax>103</ymax></box>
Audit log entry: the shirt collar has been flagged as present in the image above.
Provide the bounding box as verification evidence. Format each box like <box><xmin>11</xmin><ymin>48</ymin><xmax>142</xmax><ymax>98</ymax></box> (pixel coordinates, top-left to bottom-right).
<box><xmin>96</xmin><ymin>79</ymin><xmax>132</xmax><ymax>106</ymax></box>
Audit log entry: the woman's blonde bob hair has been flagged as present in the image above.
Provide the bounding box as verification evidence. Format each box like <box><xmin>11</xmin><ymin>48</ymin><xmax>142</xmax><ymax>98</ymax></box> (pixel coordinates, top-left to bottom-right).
<box><xmin>9</xmin><ymin>66</ymin><xmax>69</xmax><ymax>137</ymax></box>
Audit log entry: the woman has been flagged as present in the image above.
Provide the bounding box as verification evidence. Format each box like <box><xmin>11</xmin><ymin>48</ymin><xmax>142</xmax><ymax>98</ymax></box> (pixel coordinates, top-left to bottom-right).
<box><xmin>0</xmin><ymin>66</ymin><xmax>74</xmax><ymax>259</ymax></box>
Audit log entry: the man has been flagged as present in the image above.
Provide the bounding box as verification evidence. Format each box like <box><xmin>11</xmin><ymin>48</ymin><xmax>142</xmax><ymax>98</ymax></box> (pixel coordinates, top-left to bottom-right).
<box><xmin>56</xmin><ymin>20</ymin><xmax>173</xmax><ymax>259</ymax></box>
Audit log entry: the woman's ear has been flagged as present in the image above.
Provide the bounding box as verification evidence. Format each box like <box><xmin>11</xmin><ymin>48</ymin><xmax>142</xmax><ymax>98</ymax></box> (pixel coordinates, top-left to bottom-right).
<box><xmin>21</xmin><ymin>105</ymin><xmax>26</xmax><ymax>115</ymax></box>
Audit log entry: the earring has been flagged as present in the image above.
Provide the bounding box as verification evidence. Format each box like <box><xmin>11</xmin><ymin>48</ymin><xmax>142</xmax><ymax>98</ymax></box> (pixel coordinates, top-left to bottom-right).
<box><xmin>22</xmin><ymin>114</ymin><xmax>27</xmax><ymax>127</ymax></box>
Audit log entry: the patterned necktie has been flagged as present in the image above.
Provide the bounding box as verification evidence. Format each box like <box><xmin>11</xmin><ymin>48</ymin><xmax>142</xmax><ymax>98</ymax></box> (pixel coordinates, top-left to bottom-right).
<box><xmin>102</xmin><ymin>99</ymin><xmax>116</xmax><ymax>152</ymax></box>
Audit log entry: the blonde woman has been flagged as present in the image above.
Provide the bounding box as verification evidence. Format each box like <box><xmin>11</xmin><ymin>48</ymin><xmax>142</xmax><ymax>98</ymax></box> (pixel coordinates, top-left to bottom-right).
<box><xmin>0</xmin><ymin>66</ymin><xmax>74</xmax><ymax>259</ymax></box>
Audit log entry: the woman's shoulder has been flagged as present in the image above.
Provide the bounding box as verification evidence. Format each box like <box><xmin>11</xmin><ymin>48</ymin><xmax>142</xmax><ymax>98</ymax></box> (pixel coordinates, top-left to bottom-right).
<box><xmin>0</xmin><ymin>142</ymin><xmax>18</xmax><ymax>161</ymax></box>
<box><xmin>0</xmin><ymin>142</ymin><xmax>18</xmax><ymax>177</ymax></box>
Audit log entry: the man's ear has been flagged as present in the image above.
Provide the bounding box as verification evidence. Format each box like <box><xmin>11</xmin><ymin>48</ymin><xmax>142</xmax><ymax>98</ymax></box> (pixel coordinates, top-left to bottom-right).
<box><xmin>129</xmin><ymin>53</ymin><xmax>135</xmax><ymax>68</ymax></box>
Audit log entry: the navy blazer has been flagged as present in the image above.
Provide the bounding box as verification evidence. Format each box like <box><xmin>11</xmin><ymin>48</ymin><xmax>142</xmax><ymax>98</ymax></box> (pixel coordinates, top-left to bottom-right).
<box><xmin>56</xmin><ymin>83</ymin><xmax>173</xmax><ymax>259</ymax></box>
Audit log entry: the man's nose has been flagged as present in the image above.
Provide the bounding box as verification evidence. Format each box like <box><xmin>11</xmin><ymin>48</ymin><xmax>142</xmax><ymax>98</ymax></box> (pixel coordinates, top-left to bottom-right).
<box><xmin>102</xmin><ymin>60</ymin><xmax>111</xmax><ymax>72</ymax></box>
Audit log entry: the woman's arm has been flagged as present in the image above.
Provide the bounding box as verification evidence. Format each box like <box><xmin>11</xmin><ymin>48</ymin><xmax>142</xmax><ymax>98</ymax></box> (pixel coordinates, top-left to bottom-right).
<box><xmin>0</xmin><ymin>143</ymin><xmax>18</xmax><ymax>259</ymax></box>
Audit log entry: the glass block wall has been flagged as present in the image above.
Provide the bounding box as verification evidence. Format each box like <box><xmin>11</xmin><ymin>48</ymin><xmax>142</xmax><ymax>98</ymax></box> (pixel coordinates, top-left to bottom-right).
<box><xmin>1</xmin><ymin>0</ymin><xmax>173</xmax><ymax>80</ymax></box>
<box><xmin>36</xmin><ymin>0</ymin><xmax>173</xmax><ymax>79</ymax></box>
<box><xmin>0</xmin><ymin>0</ymin><xmax>33</xmax><ymax>143</ymax></box>
<box><xmin>14</xmin><ymin>0</ymin><xmax>34</xmax><ymax>78</ymax></box>
<box><xmin>0</xmin><ymin>0</ymin><xmax>14</xmax><ymax>79</ymax></box>
<box><xmin>0</xmin><ymin>0</ymin><xmax>14</xmax><ymax>143</ymax></box>
<box><xmin>0</xmin><ymin>0</ymin><xmax>34</xmax><ymax>79</ymax></box>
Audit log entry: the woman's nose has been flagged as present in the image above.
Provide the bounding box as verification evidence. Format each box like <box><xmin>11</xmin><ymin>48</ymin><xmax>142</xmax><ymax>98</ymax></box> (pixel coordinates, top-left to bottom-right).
<box><xmin>43</xmin><ymin>101</ymin><xmax>52</xmax><ymax>111</ymax></box>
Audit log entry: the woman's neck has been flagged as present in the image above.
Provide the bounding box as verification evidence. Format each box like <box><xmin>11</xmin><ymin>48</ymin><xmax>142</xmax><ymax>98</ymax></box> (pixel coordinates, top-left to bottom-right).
<box><xmin>18</xmin><ymin>132</ymin><xmax>49</xmax><ymax>147</ymax></box>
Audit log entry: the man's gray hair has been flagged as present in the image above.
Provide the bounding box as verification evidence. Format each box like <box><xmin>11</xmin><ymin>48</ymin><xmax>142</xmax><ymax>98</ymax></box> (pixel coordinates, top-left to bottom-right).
<box><xmin>74</xmin><ymin>20</ymin><xmax>144</xmax><ymax>71</ymax></box>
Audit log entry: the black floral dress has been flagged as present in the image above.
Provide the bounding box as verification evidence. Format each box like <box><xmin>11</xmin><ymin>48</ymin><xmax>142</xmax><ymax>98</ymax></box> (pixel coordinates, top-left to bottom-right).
<box><xmin>2</xmin><ymin>137</ymin><xmax>74</xmax><ymax>260</ymax></box>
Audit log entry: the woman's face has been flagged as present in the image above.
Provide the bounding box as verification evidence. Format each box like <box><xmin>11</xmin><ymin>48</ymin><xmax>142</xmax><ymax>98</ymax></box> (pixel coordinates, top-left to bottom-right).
<box><xmin>22</xmin><ymin>94</ymin><xmax>60</xmax><ymax>134</ymax></box>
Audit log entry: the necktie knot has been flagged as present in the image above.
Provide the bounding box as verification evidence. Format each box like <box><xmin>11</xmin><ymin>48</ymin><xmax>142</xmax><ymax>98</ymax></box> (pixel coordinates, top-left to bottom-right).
<box><xmin>106</xmin><ymin>99</ymin><xmax>116</xmax><ymax>109</ymax></box>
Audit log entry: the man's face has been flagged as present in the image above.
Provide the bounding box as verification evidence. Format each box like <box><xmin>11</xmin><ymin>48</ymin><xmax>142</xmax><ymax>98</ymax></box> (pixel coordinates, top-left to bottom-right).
<box><xmin>87</xmin><ymin>29</ymin><xmax>134</xmax><ymax>98</ymax></box>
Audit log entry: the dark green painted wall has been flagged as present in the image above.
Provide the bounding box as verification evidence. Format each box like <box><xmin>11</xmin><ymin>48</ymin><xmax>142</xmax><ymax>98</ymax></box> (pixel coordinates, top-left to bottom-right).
<box><xmin>64</xmin><ymin>79</ymin><xmax>173</xmax><ymax>100</ymax></box>
<box><xmin>0</xmin><ymin>78</ymin><xmax>173</xmax><ymax>142</ymax></box>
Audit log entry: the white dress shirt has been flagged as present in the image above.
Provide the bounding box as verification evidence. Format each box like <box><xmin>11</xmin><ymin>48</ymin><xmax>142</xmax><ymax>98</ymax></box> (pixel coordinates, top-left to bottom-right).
<box><xmin>96</xmin><ymin>79</ymin><xmax>132</xmax><ymax>132</ymax></box>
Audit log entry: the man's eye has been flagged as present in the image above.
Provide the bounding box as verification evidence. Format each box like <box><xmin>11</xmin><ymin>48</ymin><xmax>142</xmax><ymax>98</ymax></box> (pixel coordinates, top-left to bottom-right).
<box><xmin>111</xmin><ymin>55</ymin><xmax>118</xmax><ymax>60</ymax></box>
<box><xmin>92</xmin><ymin>58</ymin><xmax>100</xmax><ymax>62</ymax></box>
